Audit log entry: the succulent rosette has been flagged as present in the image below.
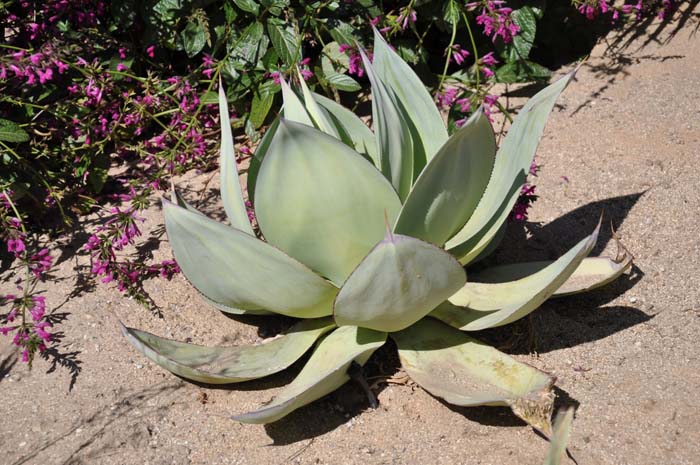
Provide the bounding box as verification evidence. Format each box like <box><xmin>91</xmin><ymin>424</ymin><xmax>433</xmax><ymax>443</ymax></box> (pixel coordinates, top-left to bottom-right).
<box><xmin>120</xmin><ymin>30</ymin><xmax>632</xmax><ymax>429</ymax></box>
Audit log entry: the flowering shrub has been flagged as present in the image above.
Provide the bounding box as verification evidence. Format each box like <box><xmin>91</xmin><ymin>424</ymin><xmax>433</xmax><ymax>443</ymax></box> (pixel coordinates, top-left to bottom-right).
<box><xmin>1</xmin><ymin>192</ymin><xmax>54</xmax><ymax>366</ymax></box>
<box><xmin>0</xmin><ymin>0</ymin><xmax>677</xmax><ymax>367</ymax></box>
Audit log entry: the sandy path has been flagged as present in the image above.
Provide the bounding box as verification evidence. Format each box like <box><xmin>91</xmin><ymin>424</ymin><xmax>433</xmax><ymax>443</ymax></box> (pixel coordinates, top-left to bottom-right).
<box><xmin>2</xmin><ymin>9</ymin><xmax>699</xmax><ymax>465</ymax></box>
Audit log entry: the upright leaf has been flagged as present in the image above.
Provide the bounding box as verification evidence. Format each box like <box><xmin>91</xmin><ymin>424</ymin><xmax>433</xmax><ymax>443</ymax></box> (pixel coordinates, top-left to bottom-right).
<box><xmin>312</xmin><ymin>93</ymin><xmax>378</xmax><ymax>167</ymax></box>
<box><xmin>246</xmin><ymin>117</ymin><xmax>279</xmax><ymax>205</ymax></box>
<box><xmin>446</xmin><ymin>71</ymin><xmax>576</xmax><ymax>264</ymax></box>
<box><xmin>254</xmin><ymin>120</ymin><xmax>402</xmax><ymax>285</ymax></box>
<box><xmin>394</xmin><ymin>110</ymin><xmax>496</xmax><ymax>246</ymax></box>
<box><xmin>295</xmin><ymin>71</ymin><xmax>339</xmax><ymax>138</ymax></box>
<box><xmin>280</xmin><ymin>79</ymin><xmax>313</xmax><ymax>125</ymax></box>
<box><xmin>361</xmin><ymin>49</ymin><xmax>413</xmax><ymax>201</ymax></box>
<box><xmin>372</xmin><ymin>28</ymin><xmax>448</xmax><ymax>163</ymax></box>
<box><xmin>544</xmin><ymin>408</ymin><xmax>575</xmax><ymax>465</ymax></box>
<box><xmin>218</xmin><ymin>84</ymin><xmax>254</xmax><ymax>235</ymax></box>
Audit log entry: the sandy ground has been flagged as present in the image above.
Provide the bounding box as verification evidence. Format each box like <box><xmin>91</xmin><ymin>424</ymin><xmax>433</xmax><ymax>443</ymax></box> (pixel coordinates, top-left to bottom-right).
<box><xmin>2</xmin><ymin>9</ymin><xmax>700</xmax><ymax>465</ymax></box>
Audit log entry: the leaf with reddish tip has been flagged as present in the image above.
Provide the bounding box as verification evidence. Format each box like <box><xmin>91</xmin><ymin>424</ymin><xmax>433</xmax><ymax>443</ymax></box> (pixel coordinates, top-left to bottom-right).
<box><xmin>120</xmin><ymin>318</ymin><xmax>335</xmax><ymax>384</ymax></box>
<box><xmin>393</xmin><ymin>318</ymin><xmax>555</xmax><ymax>430</ymax></box>
<box><xmin>233</xmin><ymin>325</ymin><xmax>386</xmax><ymax>424</ymax></box>
<box><xmin>334</xmin><ymin>231</ymin><xmax>466</xmax><ymax>332</ymax></box>
<box><xmin>433</xmin><ymin>222</ymin><xmax>600</xmax><ymax>330</ymax></box>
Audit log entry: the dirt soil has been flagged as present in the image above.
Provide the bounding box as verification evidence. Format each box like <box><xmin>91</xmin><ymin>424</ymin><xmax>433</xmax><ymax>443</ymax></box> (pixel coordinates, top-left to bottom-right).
<box><xmin>2</xmin><ymin>10</ymin><xmax>700</xmax><ymax>465</ymax></box>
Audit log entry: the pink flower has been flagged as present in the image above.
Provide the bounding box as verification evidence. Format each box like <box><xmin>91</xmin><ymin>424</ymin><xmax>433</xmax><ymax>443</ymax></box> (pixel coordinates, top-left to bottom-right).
<box><xmin>481</xmin><ymin>52</ymin><xmax>498</xmax><ymax>67</ymax></box>
<box><xmin>450</xmin><ymin>45</ymin><xmax>470</xmax><ymax>65</ymax></box>
<box><xmin>37</xmin><ymin>68</ymin><xmax>53</xmax><ymax>84</ymax></box>
<box><xmin>54</xmin><ymin>60</ymin><xmax>69</xmax><ymax>74</ymax></box>
<box><xmin>268</xmin><ymin>71</ymin><xmax>282</xmax><ymax>85</ymax></box>
<box><xmin>0</xmin><ymin>326</ymin><xmax>17</xmax><ymax>336</ymax></box>
<box><xmin>436</xmin><ymin>87</ymin><xmax>459</xmax><ymax>110</ymax></box>
<box><xmin>146</xmin><ymin>45</ymin><xmax>155</xmax><ymax>58</ymax></box>
<box><xmin>116</xmin><ymin>63</ymin><xmax>127</xmax><ymax>72</ymax></box>
<box><xmin>119</xmin><ymin>47</ymin><xmax>127</xmax><ymax>59</ymax></box>
<box><xmin>29</xmin><ymin>53</ymin><xmax>43</xmax><ymax>65</ymax></box>
<box><xmin>456</xmin><ymin>98</ymin><xmax>471</xmax><ymax>113</ymax></box>
<box><xmin>7</xmin><ymin>238</ymin><xmax>25</xmax><ymax>253</ymax></box>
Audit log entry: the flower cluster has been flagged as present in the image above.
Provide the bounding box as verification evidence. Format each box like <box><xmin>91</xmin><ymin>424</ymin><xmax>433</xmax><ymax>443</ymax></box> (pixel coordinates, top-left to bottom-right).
<box><xmin>474</xmin><ymin>1</ymin><xmax>520</xmax><ymax>44</ymax></box>
<box><xmin>83</xmin><ymin>202</ymin><xmax>180</xmax><ymax>302</ymax></box>
<box><xmin>1</xmin><ymin>192</ymin><xmax>55</xmax><ymax>366</ymax></box>
<box><xmin>573</xmin><ymin>0</ymin><xmax>674</xmax><ymax>21</ymax></box>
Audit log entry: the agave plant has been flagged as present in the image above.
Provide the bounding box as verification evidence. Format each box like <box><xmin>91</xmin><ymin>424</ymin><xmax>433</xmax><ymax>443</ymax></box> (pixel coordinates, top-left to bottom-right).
<box><xmin>120</xmin><ymin>30</ymin><xmax>632</xmax><ymax>430</ymax></box>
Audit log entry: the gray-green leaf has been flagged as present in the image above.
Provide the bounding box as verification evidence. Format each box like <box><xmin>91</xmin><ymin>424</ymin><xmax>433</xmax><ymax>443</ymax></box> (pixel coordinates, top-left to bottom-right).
<box><xmin>233</xmin><ymin>325</ymin><xmax>386</xmax><ymax>424</ymax></box>
<box><xmin>393</xmin><ymin>318</ymin><xmax>554</xmax><ymax>430</ymax></box>
<box><xmin>254</xmin><ymin>120</ymin><xmax>402</xmax><ymax>285</ymax></box>
<box><xmin>394</xmin><ymin>109</ymin><xmax>496</xmax><ymax>246</ymax></box>
<box><xmin>120</xmin><ymin>317</ymin><xmax>335</xmax><ymax>384</ymax></box>
<box><xmin>446</xmin><ymin>71</ymin><xmax>576</xmax><ymax>265</ymax></box>
<box><xmin>334</xmin><ymin>231</ymin><xmax>466</xmax><ymax>332</ymax></box>
<box><xmin>372</xmin><ymin>28</ymin><xmax>448</xmax><ymax>163</ymax></box>
<box><xmin>163</xmin><ymin>199</ymin><xmax>338</xmax><ymax>317</ymax></box>
<box><xmin>218</xmin><ymin>84</ymin><xmax>254</xmax><ymax>235</ymax></box>
<box><xmin>433</xmin><ymin>221</ymin><xmax>600</xmax><ymax>330</ymax></box>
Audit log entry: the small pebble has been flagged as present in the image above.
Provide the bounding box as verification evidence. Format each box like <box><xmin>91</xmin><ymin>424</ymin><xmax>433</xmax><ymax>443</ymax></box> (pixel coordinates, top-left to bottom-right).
<box><xmin>629</xmin><ymin>297</ymin><xmax>638</xmax><ymax>303</ymax></box>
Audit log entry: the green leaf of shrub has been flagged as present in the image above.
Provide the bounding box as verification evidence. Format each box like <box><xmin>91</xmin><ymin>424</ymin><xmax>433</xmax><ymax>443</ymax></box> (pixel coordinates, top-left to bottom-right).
<box><xmin>267</xmin><ymin>19</ymin><xmax>298</xmax><ymax>66</ymax></box>
<box><xmin>0</xmin><ymin>119</ymin><xmax>29</xmax><ymax>143</ymax></box>
<box><xmin>233</xmin><ymin>0</ymin><xmax>259</xmax><ymax>15</ymax></box>
<box><xmin>181</xmin><ymin>19</ymin><xmax>208</xmax><ymax>58</ymax></box>
<box><xmin>510</xmin><ymin>7</ymin><xmax>537</xmax><ymax>61</ymax></box>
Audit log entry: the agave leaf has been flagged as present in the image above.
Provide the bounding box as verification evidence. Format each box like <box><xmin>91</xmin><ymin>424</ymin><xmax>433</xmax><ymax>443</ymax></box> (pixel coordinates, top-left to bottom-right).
<box><xmin>312</xmin><ymin>92</ymin><xmax>379</xmax><ymax>167</ymax></box>
<box><xmin>120</xmin><ymin>318</ymin><xmax>336</xmax><ymax>384</ymax></box>
<box><xmin>393</xmin><ymin>318</ymin><xmax>555</xmax><ymax>430</ymax></box>
<box><xmin>246</xmin><ymin>116</ymin><xmax>280</xmax><ymax>205</ymax></box>
<box><xmin>372</xmin><ymin>28</ymin><xmax>448</xmax><ymax>163</ymax></box>
<box><xmin>446</xmin><ymin>71</ymin><xmax>576</xmax><ymax>265</ymax></box>
<box><xmin>432</xmin><ymin>222</ymin><xmax>600</xmax><ymax>331</ymax></box>
<box><xmin>544</xmin><ymin>408</ymin><xmax>575</xmax><ymax>465</ymax></box>
<box><xmin>394</xmin><ymin>109</ymin><xmax>496</xmax><ymax>246</ymax></box>
<box><xmin>472</xmin><ymin>238</ymin><xmax>633</xmax><ymax>297</ymax></box>
<box><xmin>164</xmin><ymin>199</ymin><xmax>338</xmax><ymax>317</ymax></box>
<box><xmin>233</xmin><ymin>325</ymin><xmax>386</xmax><ymax>424</ymax></box>
<box><xmin>201</xmin><ymin>294</ymin><xmax>272</xmax><ymax>315</ymax></box>
<box><xmin>334</xmin><ymin>230</ymin><xmax>466</xmax><ymax>332</ymax></box>
<box><xmin>254</xmin><ymin>120</ymin><xmax>402</xmax><ymax>285</ymax></box>
<box><xmin>360</xmin><ymin>48</ymin><xmax>413</xmax><ymax>201</ymax></box>
<box><xmin>295</xmin><ymin>71</ymin><xmax>340</xmax><ymax>138</ymax></box>
<box><xmin>218</xmin><ymin>83</ymin><xmax>254</xmax><ymax>235</ymax></box>
<box><xmin>280</xmin><ymin>79</ymin><xmax>313</xmax><ymax>126</ymax></box>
